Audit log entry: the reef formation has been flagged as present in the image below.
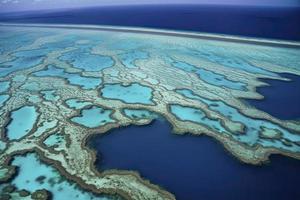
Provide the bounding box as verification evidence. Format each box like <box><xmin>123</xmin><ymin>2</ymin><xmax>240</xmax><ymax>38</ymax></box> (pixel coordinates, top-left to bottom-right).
<box><xmin>0</xmin><ymin>24</ymin><xmax>300</xmax><ymax>200</ymax></box>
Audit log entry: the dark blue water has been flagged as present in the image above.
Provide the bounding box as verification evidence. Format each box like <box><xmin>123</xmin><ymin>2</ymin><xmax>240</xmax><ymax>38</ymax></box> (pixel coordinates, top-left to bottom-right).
<box><xmin>89</xmin><ymin>119</ymin><xmax>300</xmax><ymax>200</ymax></box>
<box><xmin>246</xmin><ymin>73</ymin><xmax>300</xmax><ymax>120</ymax></box>
<box><xmin>1</xmin><ymin>5</ymin><xmax>300</xmax><ymax>41</ymax></box>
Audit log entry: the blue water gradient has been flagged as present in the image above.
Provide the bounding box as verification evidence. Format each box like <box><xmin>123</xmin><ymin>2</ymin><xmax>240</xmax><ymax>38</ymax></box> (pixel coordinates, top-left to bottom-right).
<box><xmin>1</xmin><ymin>5</ymin><xmax>299</xmax><ymax>40</ymax></box>
<box><xmin>245</xmin><ymin>73</ymin><xmax>300</xmax><ymax>120</ymax></box>
<box><xmin>89</xmin><ymin>119</ymin><xmax>300</xmax><ymax>200</ymax></box>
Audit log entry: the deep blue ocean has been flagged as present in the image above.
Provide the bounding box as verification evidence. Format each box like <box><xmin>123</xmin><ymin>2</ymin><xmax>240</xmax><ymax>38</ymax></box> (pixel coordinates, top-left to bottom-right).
<box><xmin>245</xmin><ymin>73</ymin><xmax>300</xmax><ymax>120</ymax></box>
<box><xmin>89</xmin><ymin>119</ymin><xmax>300</xmax><ymax>200</ymax></box>
<box><xmin>1</xmin><ymin>5</ymin><xmax>300</xmax><ymax>41</ymax></box>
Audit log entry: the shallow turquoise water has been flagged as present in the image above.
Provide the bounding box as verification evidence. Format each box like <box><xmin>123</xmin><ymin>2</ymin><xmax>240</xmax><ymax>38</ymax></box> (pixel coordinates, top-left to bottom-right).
<box><xmin>118</xmin><ymin>50</ymin><xmax>148</xmax><ymax>68</ymax></box>
<box><xmin>203</xmin><ymin>53</ymin><xmax>276</xmax><ymax>76</ymax></box>
<box><xmin>34</xmin><ymin>120</ymin><xmax>58</xmax><ymax>137</ymax></box>
<box><xmin>0</xmin><ymin>47</ymin><xmax>58</xmax><ymax>77</ymax></box>
<box><xmin>0</xmin><ymin>94</ymin><xmax>9</xmax><ymax>108</ymax></box>
<box><xmin>123</xmin><ymin>108</ymin><xmax>158</xmax><ymax>119</ymax></box>
<box><xmin>0</xmin><ymin>140</ymin><xmax>6</xmax><ymax>151</ymax></box>
<box><xmin>173</xmin><ymin>46</ymin><xmax>279</xmax><ymax>77</ymax></box>
<box><xmin>0</xmin><ymin>81</ymin><xmax>10</xmax><ymax>93</ymax></box>
<box><xmin>21</xmin><ymin>81</ymin><xmax>41</xmax><ymax>91</ymax></box>
<box><xmin>108</xmin><ymin>38</ymin><xmax>149</xmax><ymax>50</ymax></box>
<box><xmin>1</xmin><ymin>56</ymin><xmax>44</xmax><ymax>77</ymax></box>
<box><xmin>6</xmin><ymin>106</ymin><xmax>37</xmax><ymax>140</ymax></box>
<box><xmin>65</xmin><ymin>98</ymin><xmax>92</xmax><ymax>109</ymax></box>
<box><xmin>101</xmin><ymin>83</ymin><xmax>154</xmax><ymax>104</ymax></box>
<box><xmin>41</xmin><ymin>90</ymin><xmax>59</xmax><ymax>101</ymax></box>
<box><xmin>34</xmin><ymin>65</ymin><xmax>101</xmax><ymax>89</ymax></box>
<box><xmin>0</xmin><ymin>29</ymin><xmax>51</xmax><ymax>55</ymax></box>
<box><xmin>41</xmin><ymin>34</ymin><xmax>82</xmax><ymax>49</ymax></box>
<box><xmin>170</xmin><ymin>104</ymin><xmax>228</xmax><ymax>134</ymax></box>
<box><xmin>167</xmin><ymin>57</ymin><xmax>246</xmax><ymax>90</ymax></box>
<box><xmin>43</xmin><ymin>133</ymin><xmax>64</xmax><ymax>147</ymax></box>
<box><xmin>60</xmin><ymin>48</ymin><xmax>114</xmax><ymax>72</ymax></box>
<box><xmin>176</xmin><ymin>89</ymin><xmax>300</xmax><ymax>152</ymax></box>
<box><xmin>13</xmin><ymin>48</ymin><xmax>54</xmax><ymax>58</ymax></box>
<box><xmin>11</xmin><ymin>153</ymin><xmax>114</xmax><ymax>200</ymax></box>
<box><xmin>71</xmin><ymin>106</ymin><xmax>115</xmax><ymax>128</ymax></box>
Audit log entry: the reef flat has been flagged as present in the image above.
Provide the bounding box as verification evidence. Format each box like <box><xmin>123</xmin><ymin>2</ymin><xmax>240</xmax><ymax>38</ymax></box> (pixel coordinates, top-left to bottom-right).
<box><xmin>0</xmin><ymin>24</ymin><xmax>300</xmax><ymax>200</ymax></box>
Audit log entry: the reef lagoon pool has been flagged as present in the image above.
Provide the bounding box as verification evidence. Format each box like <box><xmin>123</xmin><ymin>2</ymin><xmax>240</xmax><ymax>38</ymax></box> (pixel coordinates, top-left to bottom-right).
<box><xmin>89</xmin><ymin>119</ymin><xmax>300</xmax><ymax>200</ymax></box>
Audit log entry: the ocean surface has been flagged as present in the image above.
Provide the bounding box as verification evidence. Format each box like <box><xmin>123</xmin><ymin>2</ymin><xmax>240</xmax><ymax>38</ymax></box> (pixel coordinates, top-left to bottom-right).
<box><xmin>1</xmin><ymin>5</ymin><xmax>300</xmax><ymax>41</ymax></box>
<box><xmin>245</xmin><ymin>73</ymin><xmax>300</xmax><ymax>120</ymax></box>
<box><xmin>1</xmin><ymin>5</ymin><xmax>299</xmax><ymax>199</ymax></box>
<box><xmin>89</xmin><ymin>119</ymin><xmax>300</xmax><ymax>200</ymax></box>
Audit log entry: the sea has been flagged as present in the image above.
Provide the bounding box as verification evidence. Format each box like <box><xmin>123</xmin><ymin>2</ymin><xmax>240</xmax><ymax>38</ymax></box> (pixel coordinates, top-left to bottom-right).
<box><xmin>0</xmin><ymin>5</ymin><xmax>300</xmax><ymax>41</ymax></box>
<box><xmin>89</xmin><ymin>119</ymin><xmax>300</xmax><ymax>200</ymax></box>
<box><xmin>1</xmin><ymin>5</ymin><xmax>300</xmax><ymax>200</ymax></box>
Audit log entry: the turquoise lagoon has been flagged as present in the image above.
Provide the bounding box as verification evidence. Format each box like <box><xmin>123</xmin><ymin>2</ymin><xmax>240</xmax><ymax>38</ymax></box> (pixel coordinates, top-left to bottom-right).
<box><xmin>123</xmin><ymin>108</ymin><xmax>158</xmax><ymax>120</ymax></box>
<box><xmin>33</xmin><ymin>65</ymin><xmax>101</xmax><ymax>89</ymax></box>
<box><xmin>71</xmin><ymin>106</ymin><xmax>115</xmax><ymax>128</ymax></box>
<box><xmin>170</xmin><ymin>104</ymin><xmax>228</xmax><ymax>134</ymax></box>
<box><xmin>6</xmin><ymin>106</ymin><xmax>38</xmax><ymax>140</ymax></box>
<box><xmin>101</xmin><ymin>83</ymin><xmax>154</xmax><ymax>104</ymax></box>
<box><xmin>65</xmin><ymin>98</ymin><xmax>92</xmax><ymax>109</ymax></box>
<box><xmin>0</xmin><ymin>94</ymin><xmax>9</xmax><ymax>108</ymax></box>
<box><xmin>0</xmin><ymin>29</ymin><xmax>51</xmax><ymax>55</ymax></box>
<box><xmin>119</xmin><ymin>50</ymin><xmax>149</xmax><ymax>68</ymax></box>
<box><xmin>43</xmin><ymin>132</ymin><xmax>64</xmax><ymax>147</ymax></box>
<box><xmin>1</xmin><ymin>45</ymin><xmax>59</xmax><ymax>77</ymax></box>
<box><xmin>13</xmin><ymin>48</ymin><xmax>54</xmax><ymax>58</ymax></box>
<box><xmin>59</xmin><ymin>48</ymin><xmax>114</xmax><ymax>72</ymax></box>
<box><xmin>1</xmin><ymin>55</ymin><xmax>44</xmax><ymax>77</ymax></box>
<box><xmin>0</xmin><ymin>140</ymin><xmax>5</xmax><ymax>151</ymax></box>
<box><xmin>0</xmin><ymin>81</ymin><xmax>10</xmax><ymax>93</ymax></box>
<box><xmin>41</xmin><ymin>90</ymin><xmax>60</xmax><ymax>101</ymax></box>
<box><xmin>10</xmin><ymin>153</ymin><xmax>116</xmax><ymax>200</ymax></box>
<box><xmin>34</xmin><ymin>120</ymin><xmax>58</xmax><ymax>138</ymax></box>
<box><xmin>172</xmin><ymin>45</ymin><xmax>278</xmax><ymax>77</ymax></box>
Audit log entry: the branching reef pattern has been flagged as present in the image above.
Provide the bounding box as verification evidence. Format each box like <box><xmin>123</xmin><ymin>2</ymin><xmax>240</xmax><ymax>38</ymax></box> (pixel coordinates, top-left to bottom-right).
<box><xmin>0</xmin><ymin>24</ymin><xmax>300</xmax><ymax>200</ymax></box>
